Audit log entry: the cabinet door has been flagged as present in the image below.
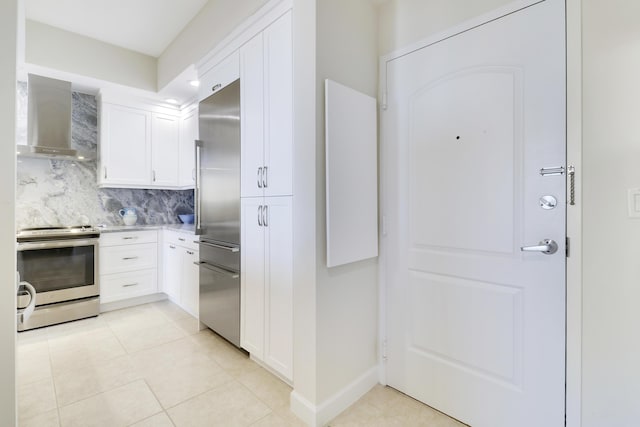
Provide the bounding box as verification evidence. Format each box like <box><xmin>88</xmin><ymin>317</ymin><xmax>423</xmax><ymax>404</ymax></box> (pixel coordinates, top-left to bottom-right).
<box><xmin>264</xmin><ymin>11</ymin><xmax>293</xmax><ymax>197</ymax></box>
<box><xmin>240</xmin><ymin>197</ymin><xmax>266</xmax><ymax>356</ymax></box>
<box><xmin>240</xmin><ymin>33</ymin><xmax>265</xmax><ymax>198</ymax></box>
<box><xmin>263</xmin><ymin>196</ymin><xmax>293</xmax><ymax>379</ymax></box>
<box><xmin>100</xmin><ymin>104</ymin><xmax>151</xmax><ymax>186</ymax></box>
<box><xmin>198</xmin><ymin>51</ymin><xmax>240</xmax><ymax>102</ymax></box>
<box><xmin>179</xmin><ymin>107</ymin><xmax>198</xmax><ymax>187</ymax></box>
<box><xmin>151</xmin><ymin>113</ymin><xmax>180</xmax><ymax>187</ymax></box>
<box><xmin>163</xmin><ymin>242</ymin><xmax>182</xmax><ymax>302</ymax></box>
<box><xmin>182</xmin><ymin>248</ymin><xmax>199</xmax><ymax>317</ymax></box>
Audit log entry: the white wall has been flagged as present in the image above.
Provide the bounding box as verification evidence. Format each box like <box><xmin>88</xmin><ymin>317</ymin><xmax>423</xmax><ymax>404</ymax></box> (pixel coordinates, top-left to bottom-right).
<box><xmin>582</xmin><ymin>1</ymin><xmax>640</xmax><ymax>425</ymax></box>
<box><xmin>377</xmin><ymin>0</ymin><xmax>512</xmax><ymax>56</ymax></box>
<box><xmin>0</xmin><ymin>0</ymin><xmax>17</xmax><ymax>424</ymax></box>
<box><xmin>315</xmin><ymin>0</ymin><xmax>379</xmax><ymax>405</ymax></box>
<box><xmin>26</xmin><ymin>20</ymin><xmax>157</xmax><ymax>91</ymax></box>
<box><xmin>157</xmin><ymin>0</ymin><xmax>268</xmax><ymax>89</ymax></box>
<box><xmin>291</xmin><ymin>0</ymin><xmax>319</xmax><ymax>408</ymax></box>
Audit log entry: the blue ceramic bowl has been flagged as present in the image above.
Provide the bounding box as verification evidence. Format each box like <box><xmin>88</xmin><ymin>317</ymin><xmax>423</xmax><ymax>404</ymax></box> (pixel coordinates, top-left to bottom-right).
<box><xmin>178</xmin><ymin>214</ymin><xmax>194</xmax><ymax>224</ymax></box>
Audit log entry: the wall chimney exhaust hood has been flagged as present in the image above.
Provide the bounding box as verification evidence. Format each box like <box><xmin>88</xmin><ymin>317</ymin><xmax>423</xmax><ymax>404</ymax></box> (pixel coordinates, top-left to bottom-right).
<box><xmin>17</xmin><ymin>74</ymin><xmax>94</xmax><ymax>161</ymax></box>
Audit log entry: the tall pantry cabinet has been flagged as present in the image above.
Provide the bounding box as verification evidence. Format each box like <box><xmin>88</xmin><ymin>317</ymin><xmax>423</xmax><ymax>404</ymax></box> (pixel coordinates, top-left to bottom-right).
<box><xmin>239</xmin><ymin>10</ymin><xmax>294</xmax><ymax>382</ymax></box>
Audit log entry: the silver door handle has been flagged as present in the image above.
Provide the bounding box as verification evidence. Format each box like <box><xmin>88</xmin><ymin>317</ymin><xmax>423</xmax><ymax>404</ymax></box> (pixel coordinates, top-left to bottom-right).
<box><xmin>263</xmin><ymin>205</ymin><xmax>268</xmax><ymax>227</ymax></box>
<box><xmin>263</xmin><ymin>166</ymin><xmax>268</xmax><ymax>188</ymax></box>
<box><xmin>258</xmin><ymin>205</ymin><xmax>263</xmax><ymax>226</ymax></box>
<box><xmin>520</xmin><ymin>239</ymin><xmax>558</xmax><ymax>255</ymax></box>
<box><xmin>197</xmin><ymin>239</ymin><xmax>239</xmax><ymax>252</ymax></box>
<box><xmin>258</xmin><ymin>167</ymin><xmax>263</xmax><ymax>188</ymax></box>
<box><xmin>195</xmin><ymin>140</ymin><xmax>203</xmax><ymax>230</ymax></box>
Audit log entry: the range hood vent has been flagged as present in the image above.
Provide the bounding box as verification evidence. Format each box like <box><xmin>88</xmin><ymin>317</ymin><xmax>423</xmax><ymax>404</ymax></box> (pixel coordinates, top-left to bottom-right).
<box><xmin>17</xmin><ymin>74</ymin><xmax>93</xmax><ymax>161</ymax></box>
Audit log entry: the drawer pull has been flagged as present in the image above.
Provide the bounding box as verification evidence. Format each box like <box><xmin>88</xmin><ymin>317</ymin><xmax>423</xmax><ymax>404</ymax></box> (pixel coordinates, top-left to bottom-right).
<box><xmin>122</xmin><ymin>283</ymin><xmax>138</xmax><ymax>287</ymax></box>
<box><xmin>178</xmin><ymin>237</ymin><xmax>185</xmax><ymax>242</ymax></box>
<box><xmin>122</xmin><ymin>236</ymin><xmax>138</xmax><ymax>240</ymax></box>
<box><xmin>186</xmin><ymin>250</ymin><xmax>194</xmax><ymax>255</ymax></box>
<box><xmin>169</xmin><ymin>245</ymin><xmax>176</xmax><ymax>249</ymax></box>
<box><xmin>122</xmin><ymin>256</ymin><xmax>139</xmax><ymax>260</ymax></box>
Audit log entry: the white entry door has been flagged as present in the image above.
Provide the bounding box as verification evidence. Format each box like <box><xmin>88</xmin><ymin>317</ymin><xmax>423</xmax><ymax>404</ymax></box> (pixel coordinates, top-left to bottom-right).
<box><xmin>383</xmin><ymin>1</ymin><xmax>566</xmax><ymax>426</ymax></box>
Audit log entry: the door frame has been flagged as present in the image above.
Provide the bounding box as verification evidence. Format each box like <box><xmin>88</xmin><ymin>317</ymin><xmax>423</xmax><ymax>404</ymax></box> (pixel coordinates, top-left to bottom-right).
<box><xmin>377</xmin><ymin>1</ymin><xmax>582</xmax><ymax>426</ymax></box>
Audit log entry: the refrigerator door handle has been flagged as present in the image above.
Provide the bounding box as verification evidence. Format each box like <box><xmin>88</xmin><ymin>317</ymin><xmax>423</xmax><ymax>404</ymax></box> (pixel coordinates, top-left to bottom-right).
<box><xmin>195</xmin><ymin>261</ymin><xmax>239</xmax><ymax>278</ymax></box>
<box><xmin>195</xmin><ymin>140</ymin><xmax>203</xmax><ymax>231</ymax></box>
<box><xmin>197</xmin><ymin>239</ymin><xmax>240</xmax><ymax>252</ymax></box>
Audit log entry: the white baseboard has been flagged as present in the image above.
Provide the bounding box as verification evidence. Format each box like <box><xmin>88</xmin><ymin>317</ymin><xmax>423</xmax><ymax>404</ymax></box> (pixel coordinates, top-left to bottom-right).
<box><xmin>99</xmin><ymin>293</ymin><xmax>167</xmax><ymax>312</ymax></box>
<box><xmin>290</xmin><ymin>365</ymin><xmax>379</xmax><ymax>427</ymax></box>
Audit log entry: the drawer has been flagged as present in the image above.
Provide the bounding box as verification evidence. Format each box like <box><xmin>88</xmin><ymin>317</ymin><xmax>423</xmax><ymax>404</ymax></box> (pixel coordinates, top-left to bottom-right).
<box><xmin>100</xmin><ymin>243</ymin><xmax>157</xmax><ymax>274</ymax></box>
<box><xmin>164</xmin><ymin>230</ymin><xmax>199</xmax><ymax>250</ymax></box>
<box><xmin>100</xmin><ymin>269</ymin><xmax>157</xmax><ymax>303</ymax></box>
<box><xmin>100</xmin><ymin>230</ymin><xmax>158</xmax><ymax>247</ymax></box>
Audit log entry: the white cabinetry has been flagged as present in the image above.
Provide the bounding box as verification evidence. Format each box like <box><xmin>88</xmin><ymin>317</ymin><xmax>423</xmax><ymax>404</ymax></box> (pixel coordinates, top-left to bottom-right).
<box><xmin>98</xmin><ymin>94</ymin><xmax>182</xmax><ymax>189</ymax></box>
<box><xmin>241</xmin><ymin>196</ymin><xmax>293</xmax><ymax>380</ymax></box>
<box><xmin>99</xmin><ymin>104</ymin><xmax>151</xmax><ymax>187</ymax></box>
<box><xmin>240</xmin><ymin>11</ymin><xmax>292</xmax><ymax>198</ymax></box>
<box><xmin>100</xmin><ymin>230</ymin><xmax>158</xmax><ymax>303</ymax></box>
<box><xmin>151</xmin><ymin>113</ymin><xmax>180</xmax><ymax>187</ymax></box>
<box><xmin>198</xmin><ymin>51</ymin><xmax>240</xmax><ymax>102</ymax></box>
<box><xmin>179</xmin><ymin>105</ymin><xmax>198</xmax><ymax>187</ymax></box>
<box><xmin>162</xmin><ymin>230</ymin><xmax>200</xmax><ymax>317</ymax></box>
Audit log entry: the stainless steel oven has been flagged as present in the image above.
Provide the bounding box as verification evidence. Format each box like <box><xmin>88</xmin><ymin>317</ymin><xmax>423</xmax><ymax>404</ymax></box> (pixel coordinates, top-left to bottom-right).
<box><xmin>17</xmin><ymin>226</ymin><xmax>100</xmax><ymax>331</ymax></box>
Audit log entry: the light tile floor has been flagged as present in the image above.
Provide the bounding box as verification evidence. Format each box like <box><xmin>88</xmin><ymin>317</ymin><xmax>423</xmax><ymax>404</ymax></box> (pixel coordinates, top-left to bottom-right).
<box><xmin>17</xmin><ymin>301</ymin><xmax>464</xmax><ymax>427</ymax></box>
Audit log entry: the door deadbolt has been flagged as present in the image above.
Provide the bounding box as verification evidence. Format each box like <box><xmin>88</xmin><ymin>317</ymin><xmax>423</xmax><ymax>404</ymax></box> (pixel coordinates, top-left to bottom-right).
<box><xmin>540</xmin><ymin>195</ymin><xmax>557</xmax><ymax>210</ymax></box>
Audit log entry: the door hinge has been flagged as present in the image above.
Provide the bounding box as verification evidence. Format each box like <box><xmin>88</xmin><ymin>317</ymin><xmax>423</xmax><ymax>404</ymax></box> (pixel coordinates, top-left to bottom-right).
<box><xmin>382</xmin><ymin>215</ymin><xmax>387</xmax><ymax>236</ymax></box>
<box><xmin>566</xmin><ymin>236</ymin><xmax>570</xmax><ymax>258</ymax></box>
<box><xmin>382</xmin><ymin>339</ymin><xmax>388</xmax><ymax>363</ymax></box>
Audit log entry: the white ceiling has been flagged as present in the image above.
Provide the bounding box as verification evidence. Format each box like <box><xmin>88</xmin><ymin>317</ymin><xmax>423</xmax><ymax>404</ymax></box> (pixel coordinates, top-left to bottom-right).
<box><xmin>24</xmin><ymin>0</ymin><xmax>209</xmax><ymax>57</ymax></box>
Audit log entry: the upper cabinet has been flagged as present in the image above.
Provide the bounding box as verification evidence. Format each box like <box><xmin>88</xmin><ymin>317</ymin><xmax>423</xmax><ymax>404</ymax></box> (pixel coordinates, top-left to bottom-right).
<box><xmin>151</xmin><ymin>113</ymin><xmax>180</xmax><ymax>187</ymax></box>
<box><xmin>98</xmin><ymin>103</ymin><xmax>151</xmax><ymax>187</ymax></box>
<box><xmin>198</xmin><ymin>51</ymin><xmax>240</xmax><ymax>102</ymax></box>
<box><xmin>240</xmin><ymin>11</ymin><xmax>293</xmax><ymax>198</ymax></box>
<box><xmin>98</xmin><ymin>93</ymin><xmax>193</xmax><ymax>190</ymax></box>
<box><xmin>179</xmin><ymin>104</ymin><xmax>198</xmax><ymax>187</ymax></box>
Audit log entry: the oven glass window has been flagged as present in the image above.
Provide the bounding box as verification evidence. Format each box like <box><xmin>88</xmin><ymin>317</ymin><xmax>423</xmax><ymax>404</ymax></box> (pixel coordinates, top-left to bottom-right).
<box><xmin>17</xmin><ymin>245</ymin><xmax>95</xmax><ymax>293</ymax></box>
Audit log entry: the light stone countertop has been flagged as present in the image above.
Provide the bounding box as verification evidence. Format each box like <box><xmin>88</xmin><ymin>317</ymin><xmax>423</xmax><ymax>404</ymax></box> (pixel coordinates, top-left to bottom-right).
<box><xmin>98</xmin><ymin>223</ymin><xmax>196</xmax><ymax>234</ymax></box>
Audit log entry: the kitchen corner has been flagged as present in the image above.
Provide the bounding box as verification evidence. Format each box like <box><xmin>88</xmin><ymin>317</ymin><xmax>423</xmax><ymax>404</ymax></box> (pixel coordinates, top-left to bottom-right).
<box><xmin>15</xmin><ymin>81</ymin><xmax>195</xmax><ymax>230</ymax></box>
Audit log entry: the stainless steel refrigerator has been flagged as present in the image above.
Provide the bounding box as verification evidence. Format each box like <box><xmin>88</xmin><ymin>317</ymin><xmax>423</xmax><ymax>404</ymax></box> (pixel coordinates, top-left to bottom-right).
<box><xmin>195</xmin><ymin>79</ymin><xmax>241</xmax><ymax>347</ymax></box>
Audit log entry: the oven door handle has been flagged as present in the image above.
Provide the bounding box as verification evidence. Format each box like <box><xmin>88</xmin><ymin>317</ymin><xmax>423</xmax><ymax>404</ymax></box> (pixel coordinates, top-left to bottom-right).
<box><xmin>17</xmin><ymin>238</ymin><xmax>99</xmax><ymax>251</ymax></box>
<box><xmin>17</xmin><ymin>281</ymin><xmax>36</xmax><ymax>324</ymax></box>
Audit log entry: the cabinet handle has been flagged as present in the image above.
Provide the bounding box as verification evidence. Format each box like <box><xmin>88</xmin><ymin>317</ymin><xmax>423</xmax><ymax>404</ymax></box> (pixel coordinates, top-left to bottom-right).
<box><xmin>263</xmin><ymin>166</ymin><xmax>268</xmax><ymax>188</ymax></box>
<box><xmin>152</xmin><ymin>170</ymin><xmax>156</xmax><ymax>182</ymax></box>
<box><xmin>186</xmin><ymin>250</ymin><xmax>194</xmax><ymax>255</ymax></box>
<box><xmin>257</xmin><ymin>167</ymin><xmax>263</xmax><ymax>188</ymax></box>
<box><xmin>104</xmin><ymin>167</ymin><xmax>108</xmax><ymax>179</ymax></box>
<box><xmin>122</xmin><ymin>256</ymin><xmax>139</xmax><ymax>260</ymax></box>
<box><xmin>212</xmin><ymin>83</ymin><xmax>222</xmax><ymax>92</ymax></box>
<box><xmin>178</xmin><ymin>237</ymin><xmax>185</xmax><ymax>242</ymax></box>
<box><xmin>192</xmin><ymin>168</ymin><xmax>196</xmax><ymax>181</ymax></box>
<box><xmin>258</xmin><ymin>205</ymin><xmax>263</xmax><ymax>226</ymax></box>
<box><xmin>122</xmin><ymin>283</ymin><xmax>138</xmax><ymax>287</ymax></box>
<box><xmin>169</xmin><ymin>245</ymin><xmax>176</xmax><ymax>249</ymax></box>
<box><xmin>122</xmin><ymin>236</ymin><xmax>138</xmax><ymax>240</ymax></box>
<box><xmin>263</xmin><ymin>205</ymin><xmax>269</xmax><ymax>227</ymax></box>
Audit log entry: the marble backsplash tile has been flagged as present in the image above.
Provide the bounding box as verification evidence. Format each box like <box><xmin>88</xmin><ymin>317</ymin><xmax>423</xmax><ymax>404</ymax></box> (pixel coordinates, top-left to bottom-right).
<box><xmin>15</xmin><ymin>81</ymin><xmax>194</xmax><ymax>229</ymax></box>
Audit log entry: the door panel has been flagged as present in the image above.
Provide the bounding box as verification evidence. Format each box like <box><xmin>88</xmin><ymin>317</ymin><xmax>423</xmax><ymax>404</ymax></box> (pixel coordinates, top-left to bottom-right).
<box><xmin>384</xmin><ymin>1</ymin><xmax>566</xmax><ymax>426</ymax></box>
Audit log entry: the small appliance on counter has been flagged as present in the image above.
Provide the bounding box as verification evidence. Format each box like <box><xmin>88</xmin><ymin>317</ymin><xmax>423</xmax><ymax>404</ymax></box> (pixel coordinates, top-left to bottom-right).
<box><xmin>119</xmin><ymin>207</ymin><xmax>138</xmax><ymax>225</ymax></box>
